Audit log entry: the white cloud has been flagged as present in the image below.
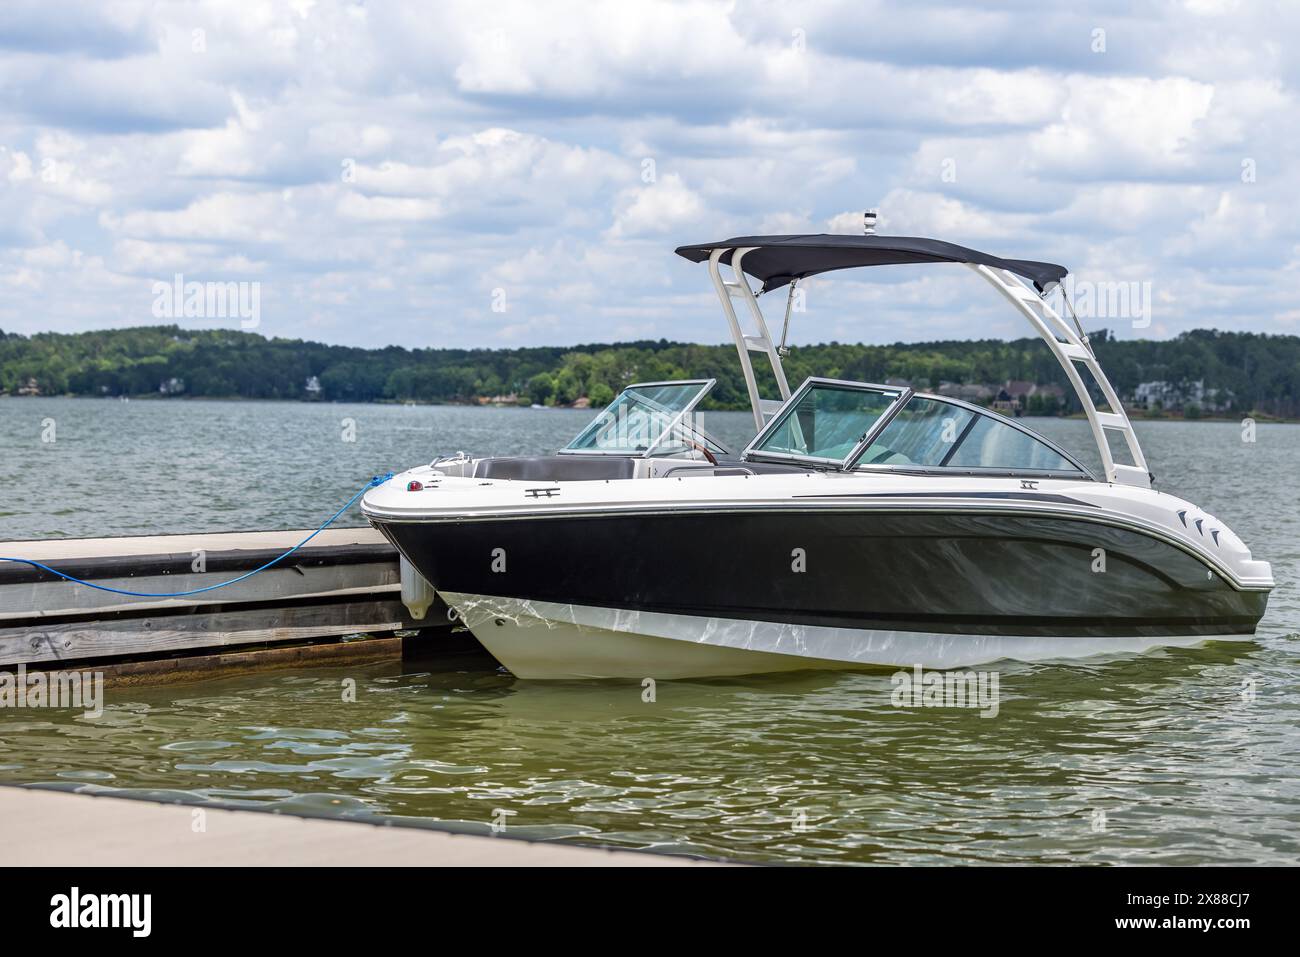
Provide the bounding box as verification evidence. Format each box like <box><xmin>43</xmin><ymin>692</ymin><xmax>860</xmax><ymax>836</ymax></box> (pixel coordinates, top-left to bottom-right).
<box><xmin>108</xmin><ymin>192</ymin><xmax>290</xmax><ymax>243</ymax></box>
<box><xmin>0</xmin><ymin>0</ymin><xmax>1296</xmax><ymax>346</ymax></box>
<box><xmin>871</xmin><ymin>189</ymin><xmax>1023</xmax><ymax>239</ymax></box>
<box><xmin>1029</xmin><ymin>76</ymin><xmax>1216</xmax><ymax>176</ymax></box>
<box><xmin>447</xmin><ymin>0</ymin><xmax>747</xmax><ymax>97</ymax></box>
<box><xmin>608</xmin><ymin>174</ymin><xmax>706</xmax><ymax>239</ymax></box>
<box><xmin>6</xmin><ymin>150</ymin><xmax>33</xmax><ymax>181</ymax></box>
<box><xmin>337</xmin><ymin>192</ymin><xmax>443</xmax><ymax>222</ymax></box>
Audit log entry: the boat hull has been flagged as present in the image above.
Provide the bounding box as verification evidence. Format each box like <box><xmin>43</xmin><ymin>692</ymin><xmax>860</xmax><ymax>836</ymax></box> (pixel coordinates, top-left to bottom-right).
<box><xmin>377</xmin><ymin>507</ymin><xmax>1269</xmax><ymax>677</ymax></box>
<box><xmin>440</xmin><ymin>592</ymin><xmax>1245</xmax><ymax>679</ymax></box>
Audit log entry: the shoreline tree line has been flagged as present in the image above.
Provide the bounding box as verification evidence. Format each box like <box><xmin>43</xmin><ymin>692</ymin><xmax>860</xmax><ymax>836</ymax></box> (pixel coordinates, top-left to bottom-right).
<box><xmin>0</xmin><ymin>325</ymin><xmax>1296</xmax><ymax>418</ymax></box>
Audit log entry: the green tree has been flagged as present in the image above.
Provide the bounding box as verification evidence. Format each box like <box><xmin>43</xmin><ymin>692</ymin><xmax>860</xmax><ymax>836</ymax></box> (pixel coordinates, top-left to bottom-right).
<box><xmin>527</xmin><ymin>372</ymin><xmax>555</xmax><ymax>406</ymax></box>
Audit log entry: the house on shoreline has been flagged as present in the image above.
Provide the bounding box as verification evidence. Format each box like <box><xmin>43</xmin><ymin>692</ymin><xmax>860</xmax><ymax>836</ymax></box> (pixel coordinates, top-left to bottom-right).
<box><xmin>991</xmin><ymin>380</ymin><xmax>1066</xmax><ymax>417</ymax></box>
<box><xmin>1132</xmin><ymin>379</ymin><xmax>1231</xmax><ymax>414</ymax></box>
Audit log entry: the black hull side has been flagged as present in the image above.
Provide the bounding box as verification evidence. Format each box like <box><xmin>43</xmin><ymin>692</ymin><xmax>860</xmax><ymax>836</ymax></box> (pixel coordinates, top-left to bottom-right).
<box><xmin>379</xmin><ymin>510</ymin><xmax>1268</xmax><ymax>639</ymax></box>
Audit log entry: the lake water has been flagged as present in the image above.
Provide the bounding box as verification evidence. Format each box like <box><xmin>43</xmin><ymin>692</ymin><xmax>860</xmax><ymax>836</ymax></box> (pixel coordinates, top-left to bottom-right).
<box><xmin>1</xmin><ymin>398</ymin><xmax>1297</xmax><ymax>864</ymax></box>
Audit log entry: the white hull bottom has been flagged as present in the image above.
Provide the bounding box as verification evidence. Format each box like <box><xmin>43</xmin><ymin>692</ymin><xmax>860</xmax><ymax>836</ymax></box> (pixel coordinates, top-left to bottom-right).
<box><xmin>441</xmin><ymin>592</ymin><xmax>1250</xmax><ymax>680</ymax></box>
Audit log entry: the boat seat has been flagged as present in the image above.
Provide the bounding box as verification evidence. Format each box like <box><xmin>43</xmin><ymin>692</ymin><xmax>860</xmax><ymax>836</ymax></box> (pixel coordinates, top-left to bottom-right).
<box><xmin>472</xmin><ymin>455</ymin><xmax>638</xmax><ymax>482</ymax></box>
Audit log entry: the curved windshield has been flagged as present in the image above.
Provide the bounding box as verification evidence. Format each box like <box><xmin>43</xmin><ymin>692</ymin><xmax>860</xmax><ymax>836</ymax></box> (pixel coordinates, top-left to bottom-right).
<box><xmin>562</xmin><ymin>380</ymin><xmax>717</xmax><ymax>456</ymax></box>
<box><xmin>857</xmin><ymin>397</ymin><xmax>974</xmax><ymax>466</ymax></box>
<box><xmin>943</xmin><ymin>415</ymin><xmax>1081</xmax><ymax>472</ymax></box>
<box><xmin>856</xmin><ymin>395</ymin><xmax>1084</xmax><ymax>474</ymax></box>
<box><xmin>749</xmin><ymin>382</ymin><xmax>900</xmax><ymax>464</ymax></box>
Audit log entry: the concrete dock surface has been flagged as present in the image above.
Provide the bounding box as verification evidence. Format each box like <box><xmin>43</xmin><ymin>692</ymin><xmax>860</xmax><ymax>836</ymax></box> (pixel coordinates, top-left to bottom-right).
<box><xmin>0</xmin><ymin>786</ymin><xmax>721</xmax><ymax>866</ymax></box>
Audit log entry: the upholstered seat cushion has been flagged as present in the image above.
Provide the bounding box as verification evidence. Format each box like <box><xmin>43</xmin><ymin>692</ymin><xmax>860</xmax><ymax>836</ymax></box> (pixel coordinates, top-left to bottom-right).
<box><xmin>472</xmin><ymin>456</ymin><xmax>638</xmax><ymax>482</ymax></box>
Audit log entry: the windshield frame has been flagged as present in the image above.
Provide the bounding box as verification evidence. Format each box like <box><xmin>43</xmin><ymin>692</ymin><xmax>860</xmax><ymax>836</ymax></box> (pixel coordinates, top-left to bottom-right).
<box><xmin>557</xmin><ymin>378</ymin><xmax>720</xmax><ymax>458</ymax></box>
<box><xmin>741</xmin><ymin>377</ymin><xmax>913</xmax><ymax>469</ymax></box>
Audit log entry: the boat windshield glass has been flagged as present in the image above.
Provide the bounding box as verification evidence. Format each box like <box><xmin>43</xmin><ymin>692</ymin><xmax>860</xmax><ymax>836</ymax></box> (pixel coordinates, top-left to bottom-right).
<box><xmin>562</xmin><ymin>380</ymin><xmax>717</xmax><ymax>456</ymax></box>
<box><xmin>749</xmin><ymin>382</ymin><xmax>901</xmax><ymax>464</ymax></box>
<box><xmin>854</xmin><ymin>395</ymin><xmax>1085</xmax><ymax>474</ymax></box>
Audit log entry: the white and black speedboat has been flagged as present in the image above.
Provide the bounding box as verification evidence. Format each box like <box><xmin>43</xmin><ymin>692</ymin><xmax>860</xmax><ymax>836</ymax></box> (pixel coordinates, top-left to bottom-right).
<box><xmin>362</xmin><ymin>226</ymin><xmax>1273</xmax><ymax>679</ymax></box>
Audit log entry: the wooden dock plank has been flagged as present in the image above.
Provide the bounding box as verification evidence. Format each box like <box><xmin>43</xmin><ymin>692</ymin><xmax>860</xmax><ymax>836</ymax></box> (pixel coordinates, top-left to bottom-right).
<box><xmin>0</xmin><ymin>562</ymin><xmax>402</xmax><ymax>622</ymax></box>
<box><xmin>0</xmin><ymin>599</ymin><xmax>419</xmax><ymax>666</ymax></box>
<box><xmin>91</xmin><ymin>635</ymin><xmax>409</xmax><ymax>684</ymax></box>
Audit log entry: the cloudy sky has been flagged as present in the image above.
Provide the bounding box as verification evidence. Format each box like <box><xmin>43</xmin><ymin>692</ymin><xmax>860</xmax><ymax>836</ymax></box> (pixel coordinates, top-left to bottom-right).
<box><xmin>1</xmin><ymin>0</ymin><xmax>1296</xmax><ymax>349</ymax></box>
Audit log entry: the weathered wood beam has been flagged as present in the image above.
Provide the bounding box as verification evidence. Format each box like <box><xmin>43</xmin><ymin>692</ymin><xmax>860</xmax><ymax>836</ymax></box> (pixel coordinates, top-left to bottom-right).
<box><xmin>0</xmin><ymin>599</ymin><xmax>421</xmax><ymax>666</ymax></box>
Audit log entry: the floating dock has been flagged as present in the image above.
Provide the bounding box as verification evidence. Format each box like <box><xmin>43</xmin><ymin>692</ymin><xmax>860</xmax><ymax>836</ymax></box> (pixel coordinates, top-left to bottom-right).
<box><xmin>0</xmin><ymin>527</ymin><xmax>457</xmax><ymax>675</ymax></box>
<box><xmin>0</xmin><ymin>534</ymin><xmax>736</xmax><ymax>866</ymax></box>
<box><xmin>0</xmin><ymin>786</ymin><xmax>718</xmax><ymax>866</ymax></box>
<box><xmin>0</xmin><ymin>534</ymin><xmax>725</xmax><ymax>867</ymax></box>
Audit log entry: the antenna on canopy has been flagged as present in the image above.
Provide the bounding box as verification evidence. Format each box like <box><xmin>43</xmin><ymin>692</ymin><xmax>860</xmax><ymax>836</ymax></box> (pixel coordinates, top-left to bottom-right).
<box><xmin>863</xmin><ymin>209</ymin><xmax>878</xmax><ymax>235</ymax></box>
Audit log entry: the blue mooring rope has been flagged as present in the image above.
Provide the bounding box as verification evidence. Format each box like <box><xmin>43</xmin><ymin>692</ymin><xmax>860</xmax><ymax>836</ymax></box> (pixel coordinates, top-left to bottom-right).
<box><xmin>0</xmin><ymin>472</ymin><xmax>395</xmax><ymax>599</ymax></box>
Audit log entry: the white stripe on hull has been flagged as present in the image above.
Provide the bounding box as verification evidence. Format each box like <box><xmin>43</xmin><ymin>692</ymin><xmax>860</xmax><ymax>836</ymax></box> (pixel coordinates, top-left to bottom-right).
<box><xmin>440</xmin><ymin>591</ymin><xmax>1251</xmax><ymax>680</ymax></box>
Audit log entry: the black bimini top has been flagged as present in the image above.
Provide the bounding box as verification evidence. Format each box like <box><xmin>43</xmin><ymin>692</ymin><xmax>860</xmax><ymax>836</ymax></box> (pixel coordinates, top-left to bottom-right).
<box><xmin>674</xmin><ymin>234</ymin><xmax>1068</xmax><ymax>293</ymax></box>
